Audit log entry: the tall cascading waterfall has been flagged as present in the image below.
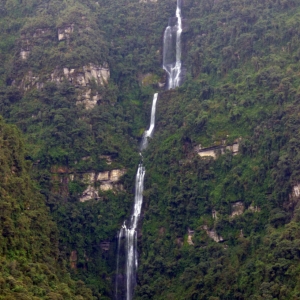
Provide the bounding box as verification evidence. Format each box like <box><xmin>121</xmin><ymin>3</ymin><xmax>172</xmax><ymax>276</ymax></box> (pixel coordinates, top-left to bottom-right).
<box><xmin>115</xmin><ymin>164</ymin><xmax>145</xmax><ymax>300</ymax></box>
<box><xmin>115</xmin><ymin>1</ymin><xmax>183</xmax><ymax>299</ymax></box>
<box><xmin>163</xmin><ymin>0</ymin><xmax>183</xmax><ymax>89</ymax></box>
<box><xmin>115</xmin><ymin>95</ymin><xmax>157</xmax><ymax>300</ymax></box>
<box><xmin>140</xmin><ymin>93</ymin><xmax>158</xmax><ymax>151</ymax></box>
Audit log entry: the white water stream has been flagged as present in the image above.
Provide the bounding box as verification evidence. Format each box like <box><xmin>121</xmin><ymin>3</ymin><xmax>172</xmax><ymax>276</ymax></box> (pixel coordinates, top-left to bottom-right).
<box><xmin>163</xmin><ymin>0</ymin><xmax>183</xmax><ymax>89</ymax></box>
<box><xmin>115</xmin><ymin>1</ymin><xmax>182</xmax><ymax>299</ymax></box>
<box><xmin>116</xmin><ymin>164</ymin><xmax>145</xmax><ymax>300</ymax></box>
<box><xmin>140</xmin><ymin>93</ymin><xmax>158</xmax><ymax>150</ymax></box>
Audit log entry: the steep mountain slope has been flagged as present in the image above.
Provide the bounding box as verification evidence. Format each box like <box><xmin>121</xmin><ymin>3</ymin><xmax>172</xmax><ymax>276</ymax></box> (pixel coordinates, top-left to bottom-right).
<box><xmin>0</xmin><ymin>117</ymin><xmax>94</xmax><ymax>299</ymax></box>
<box><xmin>1</xmin><ymin>0</ymin><xmax>300</xmax><ymax>299</ymax></box>
<box><xmin>0</xmin><ymin>0</ymin><xmax>177</xmax><ymax>297</ymax></box>
<box><xmin>136</xmin><ymin>0</ymin><xmax>300</xmax><ymax>299</ymax></box>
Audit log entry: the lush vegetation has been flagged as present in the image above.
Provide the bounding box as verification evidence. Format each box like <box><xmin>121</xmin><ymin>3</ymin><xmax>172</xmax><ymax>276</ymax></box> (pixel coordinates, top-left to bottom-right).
<box><xmin>0</xmin><ymin>117</ymin><xmax>94</xmax><ymax>299</ymax></box>
<box><xmin>0</xmin><ymin>0</ymin><xmax>178</xmax><ymax>297</ymax></box>
<box><xmin>136</xmin><ymin>0</ymin><xmax>300</xmax><ymax>298</ymax></box>
<box><xmin>2</xmin><ymin>0</ymin><xmax>300</xmax><ymax>298</ymax></box>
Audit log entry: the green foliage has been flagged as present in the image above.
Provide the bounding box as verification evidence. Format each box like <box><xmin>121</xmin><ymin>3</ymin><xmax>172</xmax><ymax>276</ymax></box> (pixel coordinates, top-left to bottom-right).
<box><xmin>3</xmin><ymin>0</ymin><xmax>300</xmax><ymax>298</ymax></box>
<box><xmin>135</xmin><ymin>0</ymin><xmax>300</xmax><ymax>299</ymax></box>
<box><xmin>0</xmin><ymin>117</ymin><xmax>94</xmax><ymax>299</ymax></box>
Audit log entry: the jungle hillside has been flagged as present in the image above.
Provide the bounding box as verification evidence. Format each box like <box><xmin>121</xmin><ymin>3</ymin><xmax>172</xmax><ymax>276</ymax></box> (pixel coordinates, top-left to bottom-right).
<box><xmin>1</xmin><ymin>0</ymin><xmax>300</xmax><ymax>299</ymax></box>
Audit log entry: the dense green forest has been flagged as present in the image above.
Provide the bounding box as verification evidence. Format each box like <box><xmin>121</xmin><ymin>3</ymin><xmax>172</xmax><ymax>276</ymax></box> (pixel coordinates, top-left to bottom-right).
<box><xmin>0</xmin><ymin>118</ymin><xmax>94</xmax><ymax>299</ymax></box>
<box><xmin>1</xmin><ymin>0</ymin><xmax>300</xmax><ymax>299</ymax></box>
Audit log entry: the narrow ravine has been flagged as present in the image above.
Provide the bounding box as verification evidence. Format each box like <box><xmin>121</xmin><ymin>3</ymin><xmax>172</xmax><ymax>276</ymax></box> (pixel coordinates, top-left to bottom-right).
<box><xmin>115</xmin><ymin>1</ymin><xmax>183</xmax><ymax>299</ymax></box>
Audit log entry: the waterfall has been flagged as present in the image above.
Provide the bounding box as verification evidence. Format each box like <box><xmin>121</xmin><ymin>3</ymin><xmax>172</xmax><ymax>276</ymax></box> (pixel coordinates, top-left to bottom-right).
<box><xmin>115</xmin><ymin>98</ymin><xmax>154</xmax><ymax>300</ymax></box>
<box><xmin>124</xmin><ymin>164</ymin><xmax>145</xmax><ymax>300</ymax></box>
<box><xmin>115</xmin><ymin>1</ymin><xmax>183</xmax><ymax>299</ymax></box>
<box><xmin>141</xmin><ymin>93</ymin><xmax>158</xmax><ymax>150</ymax></box>
<box><xmin>115</xmin><ymin>227</ymin><xmax>123</xmax><ymax>298</ymax></box>
<box><xmin>115</xmin><ymin>165</ymin><xmax>146</xmax><ymax>300</ymax></box>
<box><xmin>163</xmin><ymin>0</ymin><xmax>183</xmax><ymax>89</ymax></box>
<box><xmin>115</xmin><ymin>93</ymin><xmax>159</xmax><ymax>300</ymax></box>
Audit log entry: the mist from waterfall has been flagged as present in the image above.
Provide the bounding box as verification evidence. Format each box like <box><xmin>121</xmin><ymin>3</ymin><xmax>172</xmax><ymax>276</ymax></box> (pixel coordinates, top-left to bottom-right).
<box><xmin>115</xmin><ymin>1</ymin><xmax>183</xmax><ymax>299</ymax></box>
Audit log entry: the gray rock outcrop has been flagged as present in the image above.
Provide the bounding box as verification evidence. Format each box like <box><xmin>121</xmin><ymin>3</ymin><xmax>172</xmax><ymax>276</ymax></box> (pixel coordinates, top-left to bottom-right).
<box><xmin>230</xmin><ymin>201</ymin><xmax>245</xmax><ymax>218</ymax></box>
<box><xmin>79</xmin><ymin>169</ymin><xmax>126</xmax><ymax>202</ymax></box>
<box><xmin>58</xmin><ymin>24</ymin><xmax>74</xmax><ymax>41</ymax></box>
<box><xmin>196</xmin><ymin>138</ymin><xmax>241</xmax><ymax>159</ymax></box>
<box><xmin>203</xmin><ymin>225</ymin><xmax>224</xmax><ymax>243</ymax></box>
<box><xmin>17</xmin><ymin>63</ymin><xmax>110</xmax><ymax>109</ymax></box>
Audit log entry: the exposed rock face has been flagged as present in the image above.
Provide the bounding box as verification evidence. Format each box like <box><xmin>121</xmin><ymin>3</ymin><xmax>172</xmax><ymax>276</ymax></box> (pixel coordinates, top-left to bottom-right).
<box><xmin>198</xmin><ymin>148</ymin><xmax>217</xmax><ymax>159</ymax></box>
<box><xmin>54</xmin><ymin>63</ymin><xmax>109</xmax><ymax>109</ymax></box>
<box><xmin>17</xmin><ymin>25</ymin><xmax>109</xmax><ymax>108</ymax></box>
<box><xmin>99</xmin><ymin>182</ymin><xmax>114</xmax><ymax>191</ymax></box>
<box><xmin>51</xmin><ymin>63</ymin><xmax>109</xmax><ymax>87</ymax></box>
<box><xmin>197</xmin><ymin>139</ymin><xmax>241</xmax><ymax>159</ymax></box>
<box><xmin>50</xmin><ymin>164</ymin><xmax>125</xmax><ymax>202</ymax></box>
<box><xmin>60</xmin><ymin>63</ymin><xmax>110</xmax><ymax>87</ymax></box>
<box><xmin>286</xmin><ymin>184</ymin><xmax>300</xmax><ymax>210</ymax></box>
<box><xmin>19</xmin><ymin>37</ymin><xmax>31</xmax><ymax>61</ymax></box>
<box><xmin>231</xmin><ymin>201</ymin><xmax>244</xmax><ymax>217</ymax></box>
<box><xmin>158</xmin><ymin>81</ymin><xmax>166</xmax><ymax>88</ymax></box>
<box><xmin>83</xmin><ymin>63</ymin><xmax>110</xmax><ymax>85</ymax></box>
<box><xmin>110</xmin><ymin>169</ymin><xmax>126</xmax><ymax>182</ymax></box>
<box><xmin>19</xmin><ymin>71</ymin><xmax>40</xmax><ymax>91</ymax></box>
<box><xmin>292</xmin><ymin>184</ymin><xmax>300</xmax><ymax>198</ymax></box>
<box><xmin>80</xmin><ymin>172</ymin><xmax>99</xmax><ymax>202</ymax></box>
<box><xmin>16</xmin><ymin>23</ymin><xmax>110</xmax><ymax>95</ymax></box>
<box><xmin>80</xmin><ymin>185</ymin><xmax>99</xmax><ymax>202</ymax></box>
<box><xmin>58</xmin><ymin>24</ymin><xmax>74</xmax><ymax>41</ymax></box>
<box><xmin>77</xmin><ymin>90</ymin><xmax>101</xmax><ymax>110</ymax></box>
<box><xmin>230</xmin><ymin>143</ymin><xmax>239</xmax><ymax>154</ymax></box>
<box><xmin>82</xmin><ymin>172</ymin><xmax>96</xmax><ymax>184</ymax></box>
<box><xmin>203</xmin><ymin>225</ymin><xmax>224</xmax><ymax>243</ymax></box>
<box><xmin>79</xmin><ymin>169</ymin><xmax>126</xmax><ymax>202</ymax></box>
<box><xmin>98</xmin><ymin>169</ymin><xmax>126</xmax><ymax>191</ymax></box>
<box><xmin>20</xmin><ymin>50</ymin><xmax>30</xmax><ymax>60</ymax></box>
<box><xmin>17</xmin><ymin>63</ymin><xmax>110</xmax><ymax>109</ymax></box>
<box><xmin>96</xmin><ymin>169</ymin><xmax>126</xmax><ymax>183</ymax></box>
<box><xmin>97</xmin><ymin>171</ymin><xmax>110</xmax><ymax>181</ymax></box>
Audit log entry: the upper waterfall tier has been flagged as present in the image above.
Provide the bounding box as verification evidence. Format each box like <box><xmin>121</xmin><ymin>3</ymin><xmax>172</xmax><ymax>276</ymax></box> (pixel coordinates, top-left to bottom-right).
<box><xmin>115</xmin><ymin>1</ymin><xmax>184</xmax><ymax>299</ymax></box>
<box><xmin>163</xmin><ymin>0</ymin><xmax>183</xmax><ymax>89</ymax></box>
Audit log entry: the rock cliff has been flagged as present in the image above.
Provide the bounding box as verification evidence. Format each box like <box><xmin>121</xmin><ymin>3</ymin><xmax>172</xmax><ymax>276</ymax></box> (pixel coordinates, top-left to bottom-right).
<box><xmin>79</xmin><ymin>169</ymin><xmax>126</xmax><ymax>202</ymax></box>
<box><xmin>17</xmin><ymin>63</ymin><xmax>110</xmax><ymax>109</ymax></box>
